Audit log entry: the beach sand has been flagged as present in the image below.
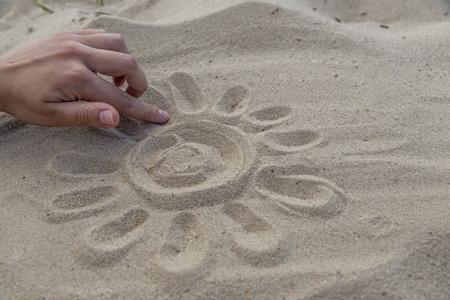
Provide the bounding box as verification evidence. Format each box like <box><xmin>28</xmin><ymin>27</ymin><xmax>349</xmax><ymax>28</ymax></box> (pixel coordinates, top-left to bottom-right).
<box><xmin>0</xmin><ymin>0</ymin><xmax>449</xmax><ymax>299</ymax></box>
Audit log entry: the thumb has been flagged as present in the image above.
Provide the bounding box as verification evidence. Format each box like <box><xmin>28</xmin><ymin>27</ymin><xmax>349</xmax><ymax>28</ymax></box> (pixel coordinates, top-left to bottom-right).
<box><xmin>49</xmin><ymin>101</ymin><xmax>120</xmax><ymax>127</ymax></box>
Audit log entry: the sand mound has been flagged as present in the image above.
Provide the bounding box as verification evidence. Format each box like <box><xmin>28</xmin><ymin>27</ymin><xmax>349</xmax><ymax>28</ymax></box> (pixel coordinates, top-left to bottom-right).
<box><xmin>306</xmin><ymin>0</ymin><xmax>450</xmax><ymax>24</ymax></box>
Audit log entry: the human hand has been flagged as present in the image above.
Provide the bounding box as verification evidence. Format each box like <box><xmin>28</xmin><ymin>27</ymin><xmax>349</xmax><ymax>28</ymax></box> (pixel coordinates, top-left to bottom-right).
<box><xmin>0</xmin><ymin>29</ymin><xmax>169</xmax><ymax>127</ymax></box>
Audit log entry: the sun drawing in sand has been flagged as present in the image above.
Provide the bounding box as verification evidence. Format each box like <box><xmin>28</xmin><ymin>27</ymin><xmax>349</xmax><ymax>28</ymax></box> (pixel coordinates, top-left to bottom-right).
<box><xmin>44</xmin><ymin>72</ymin><xmax>346</xmax><ymax>273</ymax></box>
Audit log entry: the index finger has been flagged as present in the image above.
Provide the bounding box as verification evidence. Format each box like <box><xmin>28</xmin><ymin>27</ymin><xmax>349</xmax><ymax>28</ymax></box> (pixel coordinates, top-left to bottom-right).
<box><xmin>86</xmin><ymin>75</ymin><xmax>169</xmax><ymax>124</ymax></box>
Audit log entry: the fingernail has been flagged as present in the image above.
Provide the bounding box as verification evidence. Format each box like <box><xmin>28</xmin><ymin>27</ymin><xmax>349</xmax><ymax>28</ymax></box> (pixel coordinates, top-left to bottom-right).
<box><xmin>159</xmin><ymin>109</ymin><xmax>170</xmax><ymax>123</ymax></box>
<box><xmin>99</xmin><ymin>110</ymin><xmax>114</xmax><ymax>127</ymax></box>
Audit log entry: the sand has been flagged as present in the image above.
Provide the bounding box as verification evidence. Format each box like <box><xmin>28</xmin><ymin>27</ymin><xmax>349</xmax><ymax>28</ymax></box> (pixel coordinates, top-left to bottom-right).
<box><xmin>0</xmin><ymin>0</ymin><xmax>449</xmax><ymax>299</ymax></box>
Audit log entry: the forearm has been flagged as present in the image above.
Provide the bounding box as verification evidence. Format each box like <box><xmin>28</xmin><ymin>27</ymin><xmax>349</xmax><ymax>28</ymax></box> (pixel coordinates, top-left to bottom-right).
<box><xmin>0</xmin><ymin>54</ymin><xmax>13</xmax><ymax>114</ymax></box>
<box><xmin>0</xmin><ymin>30</ymin><xmax>169</xmax><ymax>127</ymax></box>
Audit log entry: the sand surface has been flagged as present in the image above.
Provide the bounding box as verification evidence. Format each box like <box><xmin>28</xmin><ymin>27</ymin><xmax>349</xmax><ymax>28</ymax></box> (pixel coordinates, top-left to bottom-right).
<box><xmin>0</xmin><ymin>0</ymin><xmax>449</xmax><ymax>299</ymax></box>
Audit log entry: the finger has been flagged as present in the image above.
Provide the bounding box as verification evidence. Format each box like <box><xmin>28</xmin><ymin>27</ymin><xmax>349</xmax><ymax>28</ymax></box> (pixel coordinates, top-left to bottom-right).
<box><xmin>71</xmin><ymin>29</ymin><xmax>107</xmax><ymax>36</ymax></box>
<box><xmin>78</xmin><ymin>33</ymin><xmax>130</xmax><ymax>88</ymax></box>
<box><xmin>82</xmin><ymin>47</ymin><xmax>148</xmax><ymax>98</ymax></box>
<box><xmin>46</xmin><ymin>101</ymin><xmax>120</xmax><ymax>127</ymax></box>
<box><xmin>79</xmin><ymin>33</ymin><xmax>130</xmax><ymax>53</ymax></box>
<box><xmin>113</xmin><ymin>76</ymin><xmax>125</xmax><ymax>87</ymax></box>
<box><xmin>86</xmin><ymin>76</ymin><xmax>170</xmax><ymax>124</ymax></box>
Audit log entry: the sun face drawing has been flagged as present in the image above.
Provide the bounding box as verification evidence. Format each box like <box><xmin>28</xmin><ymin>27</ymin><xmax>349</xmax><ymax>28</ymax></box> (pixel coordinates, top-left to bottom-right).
<box><xmin>43</xmin><ymin>72</ymin><xmax>346</xmax><ymax>274</ymax></box>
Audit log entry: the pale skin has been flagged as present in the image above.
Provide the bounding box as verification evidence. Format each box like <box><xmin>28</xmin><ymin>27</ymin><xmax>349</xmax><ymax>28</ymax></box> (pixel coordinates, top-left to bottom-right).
<box><xmin>0</xmin><ymin>29</ymin><xmax>170</xmax><ymax>127</ymax></box>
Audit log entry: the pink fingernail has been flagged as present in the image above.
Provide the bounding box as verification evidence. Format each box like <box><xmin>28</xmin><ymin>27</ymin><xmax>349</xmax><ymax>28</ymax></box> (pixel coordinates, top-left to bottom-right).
<box><xmin>99</xmin><ymin>110</ymin><xmax>114</xmax><ymax>127</ymax></box>
<box><xmin>159</xmin><ymin>110</ymin><xmax>170</xmax><ymax>123</ymax></box>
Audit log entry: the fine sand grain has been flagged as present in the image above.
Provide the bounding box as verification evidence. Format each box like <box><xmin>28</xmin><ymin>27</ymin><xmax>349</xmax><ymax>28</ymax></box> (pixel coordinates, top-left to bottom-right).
<box><xmin>0</xmin><ymin>0</ymin><xmax>449</xmax><ymax>299</ymax></box>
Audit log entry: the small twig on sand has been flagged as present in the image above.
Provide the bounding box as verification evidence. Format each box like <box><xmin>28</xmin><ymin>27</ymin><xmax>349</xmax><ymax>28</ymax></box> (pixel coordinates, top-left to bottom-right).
<box><xmin>34</xmin><ymin>0</ymin><xmax>54</xmax><ymax>13</ymax></box>
<box><xmin>96</xmin><ymin>0</ymin><xmax>105</xmax><ymax>6</ymax></box>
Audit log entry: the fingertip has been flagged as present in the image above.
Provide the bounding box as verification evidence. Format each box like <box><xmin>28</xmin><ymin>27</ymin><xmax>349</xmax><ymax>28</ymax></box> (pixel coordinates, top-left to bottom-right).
<box><xmin>99</xmin><ymin>110</ymin><xmax>114</xmax><ymax>127</ymax></box>
<box><xmin>99</xmin><ymin>109</ymin><xmax>120</xmax><ymax>127</ymax></box>
<box><xmin>158</xmin><ymin>109</ymin><xmax>170</xmax><ymax>123</ymax></box>
<box><xmin>114</xmin><ymin>76</ymin><xmax>125</xmax><ymax>87</ymax></box>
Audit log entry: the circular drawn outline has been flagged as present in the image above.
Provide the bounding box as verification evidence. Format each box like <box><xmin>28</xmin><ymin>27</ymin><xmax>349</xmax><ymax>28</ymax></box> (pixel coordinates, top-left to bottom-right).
<box><xmin>126</xmin><ymin>121</ymin><xmax>257</xmax><ymax>210</ymax></box>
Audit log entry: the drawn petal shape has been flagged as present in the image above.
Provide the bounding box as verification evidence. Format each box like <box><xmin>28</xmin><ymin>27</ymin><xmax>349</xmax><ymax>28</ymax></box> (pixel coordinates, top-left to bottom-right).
<box><xmin>113</xmin><ymin>115</ymin><xmax>147</xmax><ymax>140</ymax></box>
<box><xmin>255</xmin><ymin>165</ymin><xmax>346</xmax><ymax>218</ymax></box>
<box><xmin>257</xmin><ymin>129</ymin><xmax>322</xmax><ymax>155</ymax></box>
<box><xmin>241</xmin><ymin>106</ymin><xmax>293</xmax><ymax>133</ymax></box>
<box><xmin>250</xmin><ymin>106</ymin><xmax>292</xmax><ymax>122</ymax></box>
<box><xmin>79</xmin><ymin>207</ymin><xmax>149</xmax><ymax>267</ymax></box>
<box><xmin>169</xmin><ymin>72</ymin><xmax>205</xmax><ymax>114</ymax></box>
<box><xmin>157</xmin><ymin>212</ymin><xmax>210</xmax><ymax>274</ymax></box>
<box><xmin>215</xmin><ymin>85</ymin><xmax>250</xmax><ymax>116</ymax></box>
<box><xmin>223</xmin><ymin>202</ymin><xmax>289</xmax><ymax>268</ymax></box>
<box><xmin>48</xmin><ymin>151</ymin><xmax>119</xmax><ymax>176</ymax></box>
<box><xmin>146</xmin><ymin>85</ymin><xmax>174</xmax><ymax>116</ymax></box>
<box><xmin>44</xmin><ymin>186</ymin><xmax>118</xmax><ymax>224</ymax></box>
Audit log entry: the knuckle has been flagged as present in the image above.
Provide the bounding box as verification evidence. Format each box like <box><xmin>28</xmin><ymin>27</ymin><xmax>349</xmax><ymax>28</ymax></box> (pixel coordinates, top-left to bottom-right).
<box><xmin>145</xmin><ymin>103</ymin><xmax>156</xmax><ymax>116</ymax></box>
<box><xmin>147</xmin><ymin>106</ymin><xmax>157</xmax><ymax>120</ymax></box>
<box><xmin>53</xmin><ymin>31</ymin><xmax>70</xmax><ymax>40</ymax></box>
<box><xmin>121</xmin><ymin>54</ymin><xmax>138</xmax><ymax>69</ymax></box>
<box><xmin>111</xmin><ymin>34</ymin><xmax>126</xmax><ymax>48</ymax></box>
<box><xmin>64</xmin><ymin>65</ymin><xmax>89</xmax><ymax>83</ymax></box>
<box><xmin>42</xmin><ymin>106</ymin><xmax>65</xmax><ymax>126</ymax></box>
<box><xmin>118</xmin><ymin>93</ymin><xmax>135</xmax><ymax>112</ymax></box>
<box><xmin>60</xmin><ymin>41</ymin><xmax>84</xmax><ymax>57</ymax></box>
<box><xmin>44</xmin><ymin>105</ymin><xmax>58</xmax><ymax>119</ymax></box>
<box><xmin>76</xmin><ymin>105</ymin><xmax>92</xmax><ymax>125</ymax></box>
